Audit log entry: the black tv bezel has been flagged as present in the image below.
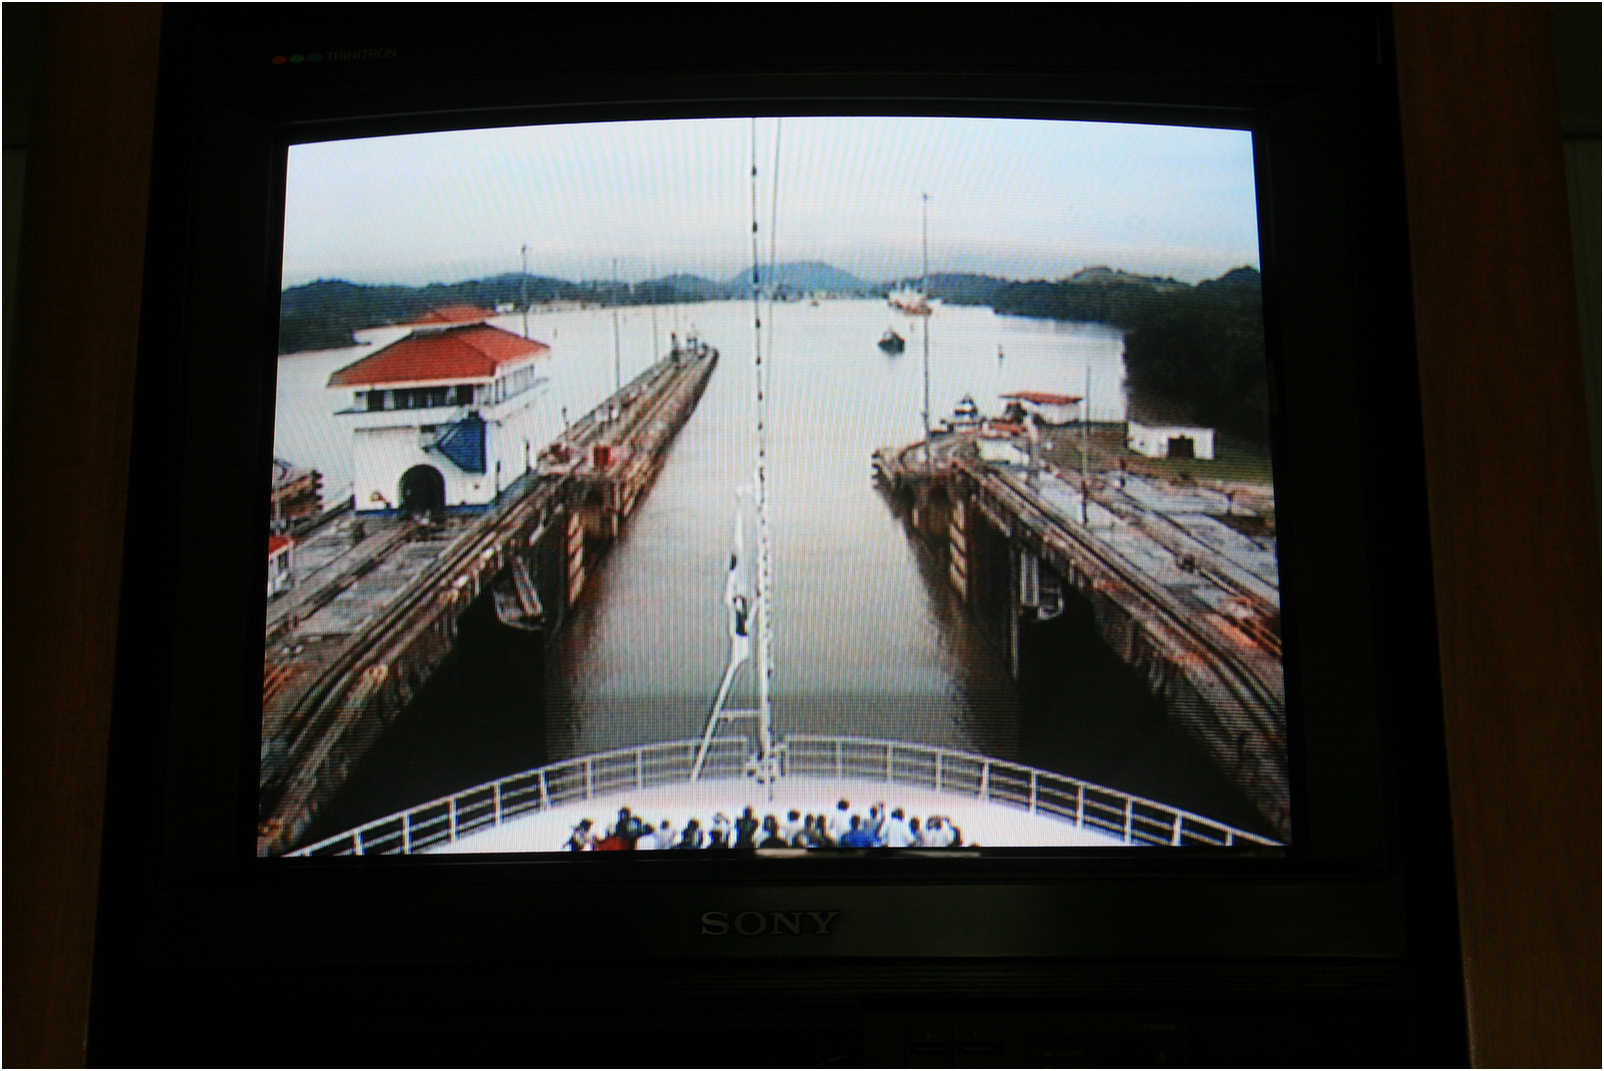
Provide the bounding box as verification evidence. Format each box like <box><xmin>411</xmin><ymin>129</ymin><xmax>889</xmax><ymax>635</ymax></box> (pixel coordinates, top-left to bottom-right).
<box><xmin>97</xmin><ymin>4</ymin><xmax>1458</xmax><ymax>1010</ymax></box>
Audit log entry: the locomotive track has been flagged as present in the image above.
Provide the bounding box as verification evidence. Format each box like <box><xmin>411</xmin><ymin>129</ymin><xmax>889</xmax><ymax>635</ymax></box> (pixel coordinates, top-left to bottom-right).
<box><xmin>873</xmin><ymin>439</ymin><xmax>1282</xmax><ymax>737</ymax></box>
<box><xmin>970</xmin><ymin>460</ymin><xmax>1284</xmax><ymax>740</ymax></box>
<box><xmin>261</xmin><ymin>350</ymin><xmax>718</xmax><ymax>848</ymax></box>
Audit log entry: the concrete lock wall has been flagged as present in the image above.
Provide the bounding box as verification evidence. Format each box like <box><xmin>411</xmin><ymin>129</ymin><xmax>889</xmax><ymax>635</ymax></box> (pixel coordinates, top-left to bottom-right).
<box><xmin>942</xmin><ymin>480</ymin><xmax>1288</xmax><ymax>839</ymax></box>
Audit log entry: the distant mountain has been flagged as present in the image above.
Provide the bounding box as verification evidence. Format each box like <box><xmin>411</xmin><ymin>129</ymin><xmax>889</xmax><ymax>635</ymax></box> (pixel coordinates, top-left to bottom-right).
<box><xmin>724</xmin><ymin>261</ymin><xmax>872</xmax><ymax>295</ymax></box>
<box><xmin>278</xmin><ymin>279</ymin><xmax>431</xmax><ymax>353</ymax></box>
<box><xmin>1069</xmin><ymin>265</ymin><xmax>1187</xmax><ymax>290</ymax></box>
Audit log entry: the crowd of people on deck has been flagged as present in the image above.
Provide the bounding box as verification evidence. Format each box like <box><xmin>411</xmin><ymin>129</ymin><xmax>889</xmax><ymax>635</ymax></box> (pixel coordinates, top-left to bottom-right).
<box><xmin>564</xmin><ymin>799</ymin><xmax>965</xmax><ymax>852</ymax></box>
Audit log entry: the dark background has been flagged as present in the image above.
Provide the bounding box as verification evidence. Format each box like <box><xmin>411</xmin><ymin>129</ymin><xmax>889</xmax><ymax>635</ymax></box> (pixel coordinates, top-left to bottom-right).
<box><xmin>3</xmin><ymin>4</ymin><xmax>1597</xmax><ymax>1065</ymax></box>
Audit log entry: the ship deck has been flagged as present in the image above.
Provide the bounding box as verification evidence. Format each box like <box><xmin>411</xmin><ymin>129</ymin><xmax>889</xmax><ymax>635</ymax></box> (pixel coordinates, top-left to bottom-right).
<box><xmin>290</xmin><ymin>735</ymin><xmax>1280</xmax><ymax>857</ymax></box>
<box><xmin>426</xmin><ymin>774</ymin><xmax>1126</xmax><ymax>853</ymax></box>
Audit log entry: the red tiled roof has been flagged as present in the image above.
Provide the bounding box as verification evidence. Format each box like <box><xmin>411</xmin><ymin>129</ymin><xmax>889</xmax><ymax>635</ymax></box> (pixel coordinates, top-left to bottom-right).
<box><xmin>267</xmin><ymin>534</ymin><xmax>292</xmax><ymax>557</ymax></box>
<box><xmin>328</xmin><ymin>325</ymin><xmax>550</xmax><ymax>387</ymax></box>
<box><xmin>1001</xmin><ymin>391</ymin><xmax>1082</xmax><ymax>405</ymax></box>
<box><xmin>408</xmin><ymin>305</ymin><xmax>493</xmax><ymax>325</ymax></box>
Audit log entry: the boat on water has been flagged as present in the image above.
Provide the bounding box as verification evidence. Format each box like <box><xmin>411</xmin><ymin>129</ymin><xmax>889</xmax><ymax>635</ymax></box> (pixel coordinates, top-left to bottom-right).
<box><xmin>490</xmin><ymin>556</ymin><xmax>544</xmax><ymax>631</ymax></box>
<box><xmin>933</xmin><ymin>393</ymin><xmax>984</xmax><ymax>435</ymax></box>
<box><xmin>888</xmin><ymin>287</ymin><xmax>932</xmax><ymax>316</ymax></box>
<box><xmin>877</xmin><ymin>328</ymin><xmax>906</xmax><ymax>353</ymax></box>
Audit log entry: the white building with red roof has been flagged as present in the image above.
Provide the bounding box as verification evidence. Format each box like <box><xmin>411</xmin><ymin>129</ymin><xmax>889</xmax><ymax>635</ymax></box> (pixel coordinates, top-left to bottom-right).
<box><xmin>327</xmin><ymin>308</ymin><xmax>558</xmax><ymax>513</ymax></box>
<box><xmin>1000</xmin><ymin>390</ymin><xmax>1083</xmax><ymax>426</ymax></box>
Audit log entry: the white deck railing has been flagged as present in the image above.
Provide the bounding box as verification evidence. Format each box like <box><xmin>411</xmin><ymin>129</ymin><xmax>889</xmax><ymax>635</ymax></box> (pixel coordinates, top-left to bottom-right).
<box><xmin>289</xmin><ymin>734</ymin><xmax>1279</xmax><ymax>856</ymax></box>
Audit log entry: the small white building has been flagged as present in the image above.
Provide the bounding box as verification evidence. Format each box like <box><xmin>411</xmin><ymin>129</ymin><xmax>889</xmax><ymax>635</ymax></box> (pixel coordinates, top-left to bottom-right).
<box><xmin>267</xmin><ymin>534</ymin><xmax>293</xmax><ymax>598</ymax></box>
<box><xmin>1126</xmin><ymin>419</ymin><xmax>1216</xmax><ymax>460</ymax></box>
<box><xmin>327</xmin><ymin>306</ymin><xmax>560</xmax><ymax>514</ymax></box>
<box><xmin>1000</xmin><ymin>390</ymin><xmax>1083</xmax><ymax>426</ymax></box>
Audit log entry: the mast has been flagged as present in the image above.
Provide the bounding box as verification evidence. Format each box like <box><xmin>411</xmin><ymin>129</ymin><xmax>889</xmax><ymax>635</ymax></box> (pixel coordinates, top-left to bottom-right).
<box><xmin>754</xmin><ymin>117</ymin><xmax>778</xmax><ymax>784</ymax></box>
<box><xmin>611</xmin><ymin>257</ymin><xmax>622</xmax><ymax>392</ymax></box>
<box><xmin>520</xmin><ymin>243</ymin><xmax>529</xmax><ymax>339</ymax></box>
<box><xmin>691</xmin><ymin>117</ymin><xmax>779</xmax><ymax>788</ymax></box>
<box><xmin>1081</xmin><ymin>365</ymin><xmax>1091</xmax><ymax>526</ymax></box>
<box><xmin>649</xmin><ymin>258</ymin><xmax>658</xmax><ymax>358</ymax></box>
<box><xmin>921</xmin><ymin>192</ymin><xmax>931</xmax><ymax>474</ymax></box>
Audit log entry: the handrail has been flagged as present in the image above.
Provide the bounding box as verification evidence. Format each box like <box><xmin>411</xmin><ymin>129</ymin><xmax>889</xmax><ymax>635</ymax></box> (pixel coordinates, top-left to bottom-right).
<box><xmin>289</xmin><ymin>734</ymin><xmax>1279</xmax><ymax>856</ymax></box>
<box><xmin>781</xmin><ymin>734</ymin><xmax>1277</xmax><ymax>846</ymax></box>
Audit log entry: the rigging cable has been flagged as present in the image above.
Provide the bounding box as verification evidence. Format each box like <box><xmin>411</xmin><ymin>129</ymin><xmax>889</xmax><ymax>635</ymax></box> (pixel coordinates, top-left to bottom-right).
<box><xmin>691</xmin><ymin>117</ymin><xmax>783</xmax><ymax>787</ymax></box>
<box><xmin>753</xmin><ymin>118</ymin><xmax>780</xmax><ymax>781</ymax></box>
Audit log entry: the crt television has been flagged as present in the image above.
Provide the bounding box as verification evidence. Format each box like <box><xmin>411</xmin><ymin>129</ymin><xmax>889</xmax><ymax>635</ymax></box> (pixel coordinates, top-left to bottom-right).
<box><xmin>93</xmin><ymin>7</ymin><xmax>1466</xmax><ymax>1064</ymax></box>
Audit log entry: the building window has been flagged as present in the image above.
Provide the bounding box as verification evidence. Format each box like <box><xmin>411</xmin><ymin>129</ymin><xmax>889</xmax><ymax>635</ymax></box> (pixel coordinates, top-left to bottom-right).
<box><xmin>366</xmin><ymin>391</ymin><xmax>383</xmax><ymax>412</ymax></box>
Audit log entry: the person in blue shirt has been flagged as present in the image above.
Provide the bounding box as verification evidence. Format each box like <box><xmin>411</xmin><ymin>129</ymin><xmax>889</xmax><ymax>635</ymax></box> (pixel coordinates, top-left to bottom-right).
<box><xmin>838</xmin><ymin>815</ymin><xmax>878</xmax><ymax>848</ymax></box>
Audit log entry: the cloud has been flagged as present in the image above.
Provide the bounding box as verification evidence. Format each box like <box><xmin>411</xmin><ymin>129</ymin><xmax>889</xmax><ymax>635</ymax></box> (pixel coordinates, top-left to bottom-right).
<box><xmin>282</xmin><ymin>117</ymin><xmax>1259</xmax><ymax>288</ymax></box>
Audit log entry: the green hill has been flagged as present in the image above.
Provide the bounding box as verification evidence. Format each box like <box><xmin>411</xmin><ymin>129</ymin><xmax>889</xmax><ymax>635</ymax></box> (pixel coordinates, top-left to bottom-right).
<box><xmin>989</xmin><ymin>266</ymin><xmax>1267</xmax><ymax>441</ymax></box>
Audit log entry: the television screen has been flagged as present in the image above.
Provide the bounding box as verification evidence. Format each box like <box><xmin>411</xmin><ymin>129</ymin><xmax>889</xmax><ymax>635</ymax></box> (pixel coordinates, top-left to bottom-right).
<box><xmin>261</xmin><ymin>115</ymin><xmax>1286</xmax><ymax>858</ymax></box>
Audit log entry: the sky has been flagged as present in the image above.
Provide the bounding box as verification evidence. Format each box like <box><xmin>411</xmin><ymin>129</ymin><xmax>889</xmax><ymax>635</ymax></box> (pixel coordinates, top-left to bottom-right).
<box><xmin>281</xmin><ymin>116</ymin><xmax>1261</xmax><ymax>290</ymax></box>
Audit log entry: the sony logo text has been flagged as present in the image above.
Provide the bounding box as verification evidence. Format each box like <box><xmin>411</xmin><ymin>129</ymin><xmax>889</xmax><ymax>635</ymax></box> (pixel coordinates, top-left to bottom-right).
<box><xmin>699</xmin><ymin>910</ymin><xmax>840</xmax><ymax>937</ymax></box>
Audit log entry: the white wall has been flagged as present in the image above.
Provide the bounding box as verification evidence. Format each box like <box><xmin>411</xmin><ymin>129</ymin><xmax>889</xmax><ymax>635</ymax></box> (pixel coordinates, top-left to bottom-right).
<box><xmin>267</xmin><ymin>546</ymin><xmax>292</xmax><ymax>597</ymax></box>
<box><xmin>1126</xmin><ymin>421</ymin><xmax>1215</xmax><ymax>460</ymax></box>
<box><xmin>487</xmin><ymin>383</ymin><xmax>562</xmax><ymax>491</ymax></box>
<box><xmin>353</xmin><ymin>424</ymin><xmax>491</xmax><ymax>510</ymax></box>
<box><xmin>349</xmin><ymin>385</ymin><xmax>561</xmax><ymax>512</ymax></box>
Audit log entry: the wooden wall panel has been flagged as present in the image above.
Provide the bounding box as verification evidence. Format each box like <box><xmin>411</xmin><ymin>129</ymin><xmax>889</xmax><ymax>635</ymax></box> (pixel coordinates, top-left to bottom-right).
<box><xmin>1393</xmin><ymin>5</ymin><xmax>1600</xmax><ymax>1065</ymax></box>
<box><xmin>1</xmin><ymin>6</ymin><xmax>162</xmax><ymax>1066</ymax></box>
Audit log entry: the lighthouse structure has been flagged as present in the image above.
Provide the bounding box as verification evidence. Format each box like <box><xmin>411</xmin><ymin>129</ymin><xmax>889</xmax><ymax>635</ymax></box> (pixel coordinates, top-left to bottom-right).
<box><xmin>327</xmin><ymin>306</ymin><xmax>558</xmax><ymax>515</ymax></box>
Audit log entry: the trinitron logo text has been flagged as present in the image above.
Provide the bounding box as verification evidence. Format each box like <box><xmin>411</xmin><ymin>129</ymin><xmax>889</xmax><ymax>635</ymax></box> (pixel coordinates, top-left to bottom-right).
<box><xmin>699</xmin><ymin>910</ymin><xmax>839</xmax><ymax>937</ymax></box>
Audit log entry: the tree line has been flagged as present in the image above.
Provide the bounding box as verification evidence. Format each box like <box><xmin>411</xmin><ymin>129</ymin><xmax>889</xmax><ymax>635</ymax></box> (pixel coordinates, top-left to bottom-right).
<box><xmin>988</xmin><ymin>267</ymin><xmax>1268</xmax><ymax>441</ymax></box>
<box><xmin>280</xmin><ymin>266</ymin><xmax>1271</xmax><ymax>444</ymax></box>
<box><xmin>277</xmin><ymin>275</ymin><xmax>715</xmax><ymax>354</ymax></box>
